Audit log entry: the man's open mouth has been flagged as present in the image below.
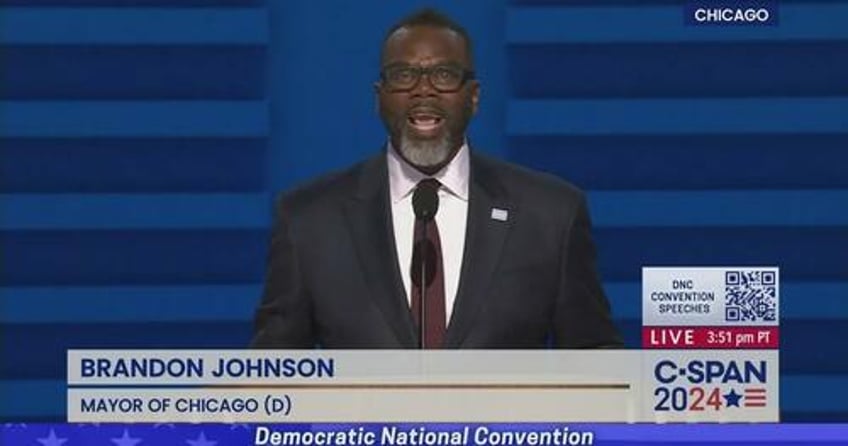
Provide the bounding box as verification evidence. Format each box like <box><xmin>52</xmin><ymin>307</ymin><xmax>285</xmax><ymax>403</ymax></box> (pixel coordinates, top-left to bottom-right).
<box><xmin>407</xmin><ymin>110</ymin><xmax>445</xmax><ymax>134</ymax></box>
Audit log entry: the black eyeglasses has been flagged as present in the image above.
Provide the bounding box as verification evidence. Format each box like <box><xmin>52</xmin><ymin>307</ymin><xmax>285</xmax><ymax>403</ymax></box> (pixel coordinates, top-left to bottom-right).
<box><xmin>380</xmin><ymin>64</ymin><xmax>475</xmax><ymax>93</ymax></box>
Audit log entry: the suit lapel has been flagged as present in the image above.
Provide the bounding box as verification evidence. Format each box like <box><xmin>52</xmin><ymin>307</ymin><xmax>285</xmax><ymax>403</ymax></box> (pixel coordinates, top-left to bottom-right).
<box><xmin>343</xmin><ymin>155</ymin><xmax>418</xmax><ymax>347</ymax></box>
<box><xmin>444</xmin><ymin>154</ymin><xmax>515</xmax><ymax>347</ymax></box>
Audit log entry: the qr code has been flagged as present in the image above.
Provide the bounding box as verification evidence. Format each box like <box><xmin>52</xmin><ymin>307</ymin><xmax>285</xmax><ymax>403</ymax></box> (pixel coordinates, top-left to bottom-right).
<box><xmin>725</xmin><ymin>270</ymin><xmax>777</xmax><ymax>322</ymax></box>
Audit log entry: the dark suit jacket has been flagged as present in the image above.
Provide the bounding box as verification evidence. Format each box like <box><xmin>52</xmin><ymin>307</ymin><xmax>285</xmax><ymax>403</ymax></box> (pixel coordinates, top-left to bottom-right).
<box><xmin>252</xmin><ymin>150</ymin><xmax>622</xmax><ymax>348</ymax></box>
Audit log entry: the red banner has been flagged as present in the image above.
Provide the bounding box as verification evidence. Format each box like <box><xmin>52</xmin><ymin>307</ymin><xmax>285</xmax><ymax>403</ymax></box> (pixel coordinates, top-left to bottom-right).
<box><xmin>642</xmin><ymin>326</ymin><xmax>779</xmax><ymax>349</ymax></box>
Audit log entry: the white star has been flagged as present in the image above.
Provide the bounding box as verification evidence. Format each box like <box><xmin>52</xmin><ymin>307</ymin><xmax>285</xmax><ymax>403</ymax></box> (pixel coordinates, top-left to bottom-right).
<box><xmin>37</xmin><ymin>428</ymin><xmax>68</xmax><ymax>446</ymax></box>
<box><xmin>186</xmin><ymin>431</ymin><xmax>217</xmax><ymax>446</ymax></box>
<box><xmin>153</xmin><ymin>423</ymin><xmax>176</xmax><ymax>429</ymax></box>
<box><xmin>4</xmin><ymin>423</ymin><xmax>27</xmax><ymax>428</ymax></box>
<box><xmin>111</xmin><ymin>429</ymin><xmax>142</xmax><ymax>446</ymax></box>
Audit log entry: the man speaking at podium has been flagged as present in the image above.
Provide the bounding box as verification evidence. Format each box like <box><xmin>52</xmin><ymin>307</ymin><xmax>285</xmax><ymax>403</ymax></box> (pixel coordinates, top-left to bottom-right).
<box><xmin>252</xmin><ymin>9</ymin><xmax>621</xmax><ymax>349</ymax></box>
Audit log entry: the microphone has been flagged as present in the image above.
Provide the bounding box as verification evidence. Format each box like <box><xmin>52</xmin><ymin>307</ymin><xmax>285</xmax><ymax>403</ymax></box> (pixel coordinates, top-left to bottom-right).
<box><xmin>412</xmin><ymin>180</ymin><xmax>439</xmax><ymax>221</ymax></box>
<box><xmin>411</xmin><ymin>180</ymin><xmax>439</xmax><ymax>348</ymax></box>
<box><xmin>410</xmin><ymin>240</ymin><xmax>437</xmax><ymax>288</ymax></box>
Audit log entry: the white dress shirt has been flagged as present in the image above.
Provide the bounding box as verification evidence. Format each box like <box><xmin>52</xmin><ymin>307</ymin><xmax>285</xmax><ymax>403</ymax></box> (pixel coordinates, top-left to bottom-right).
<box><xmin>387</xmin><ymin>142</ymin><xmax>470</xmax><ymax>325</ymax></box>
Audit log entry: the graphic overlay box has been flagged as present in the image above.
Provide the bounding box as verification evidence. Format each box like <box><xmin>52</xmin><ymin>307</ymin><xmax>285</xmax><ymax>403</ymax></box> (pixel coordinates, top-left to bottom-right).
<box><xmin>643</xmin><ymin>350</ymin><xmax>779</xmax><ymax>422</ymax></box>
<box><xmin>643</xmin><ymin>267</ymin><xmax>779</xmax><ymax>349</ymax></box>
<box><xmin>66</xmin><ymin>350</ymin><xmax>778</xmax><ymax>423</ymax></box>
<box><xmin>640</xmin><ymin>267</ymin><xmax>780</xmax><ymax>421</ymax></box>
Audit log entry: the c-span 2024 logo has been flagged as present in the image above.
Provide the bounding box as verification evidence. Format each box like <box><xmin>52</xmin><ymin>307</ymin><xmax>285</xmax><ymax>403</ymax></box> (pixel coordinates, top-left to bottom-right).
<box><xmin>653</xmin><ymin>359</ymin><xmax>769</xmax><ymax>412</ymax></box>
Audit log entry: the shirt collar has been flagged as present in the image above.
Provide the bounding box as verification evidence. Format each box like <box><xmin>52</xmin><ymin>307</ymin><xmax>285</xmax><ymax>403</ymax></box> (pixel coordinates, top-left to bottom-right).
<box><xmin>387</xmin><ymin>140</ymin><xmax>470</xmax><ymax>203</ymax></box>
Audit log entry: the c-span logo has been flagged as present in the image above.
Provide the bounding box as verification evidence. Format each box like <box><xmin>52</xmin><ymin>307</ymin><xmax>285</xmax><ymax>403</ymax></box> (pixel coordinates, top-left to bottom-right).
<box><xmin>653</xmin><ymin>359</ymin><xmax>770</xmax><ymax>411</ymax></box>
<box><xmin>685</xmin><ymin>1</ymin><xmax>779</xmax><ymax>26</ymax></box>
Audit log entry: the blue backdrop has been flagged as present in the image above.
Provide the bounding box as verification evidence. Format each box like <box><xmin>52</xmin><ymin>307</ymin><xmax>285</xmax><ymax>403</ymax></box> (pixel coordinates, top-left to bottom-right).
<box><xmin>1</xmin><ymin>0</ymin><xmax>846</xmax><ymax>421</ymax></box>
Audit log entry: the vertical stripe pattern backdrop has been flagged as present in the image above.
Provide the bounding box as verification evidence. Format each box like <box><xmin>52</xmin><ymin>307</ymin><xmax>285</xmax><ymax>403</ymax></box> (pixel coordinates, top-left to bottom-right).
<box><xmin>1</xmin><ymin>0</ymin><xmax>270</xmax><ymax>420</ymax></box>
<box><xmin>1</xmin><ymin>0</ymin><xmax>846</xmax><ymax>422</ymax></box>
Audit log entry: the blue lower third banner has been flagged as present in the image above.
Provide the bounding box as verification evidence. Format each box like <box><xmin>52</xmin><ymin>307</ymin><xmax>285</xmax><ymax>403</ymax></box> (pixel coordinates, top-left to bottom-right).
<box><xmin>3</xmin><ymin>423</ymin><xmax>848</xmax><ymax>445</ymax></box>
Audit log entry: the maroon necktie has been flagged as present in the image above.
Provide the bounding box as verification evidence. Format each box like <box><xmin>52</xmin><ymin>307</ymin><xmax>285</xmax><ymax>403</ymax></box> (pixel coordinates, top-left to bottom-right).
<box><xmin>410</xmin><ymin>179</ymin><xmax>446</xmax><ymax>348</ymax></box>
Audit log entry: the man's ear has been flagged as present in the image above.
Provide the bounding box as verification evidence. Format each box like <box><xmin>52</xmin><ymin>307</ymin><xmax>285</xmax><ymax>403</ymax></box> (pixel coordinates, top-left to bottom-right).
<box><xmin>373</xmin><ymin>82</ymin><xmax>382</xmax><ymax>114</ymax></box>
<box><xmin>471</xmin><ymin>80</ymin><xmax>480</xmax><ymax>115</ymax></box>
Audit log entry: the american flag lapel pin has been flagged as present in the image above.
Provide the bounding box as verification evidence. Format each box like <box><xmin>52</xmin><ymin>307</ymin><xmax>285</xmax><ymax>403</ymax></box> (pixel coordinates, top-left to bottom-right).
<box><xmin>490</xmin><ymin>208</ymin><xmax>508</xmax><ymax>222</ymax></box>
